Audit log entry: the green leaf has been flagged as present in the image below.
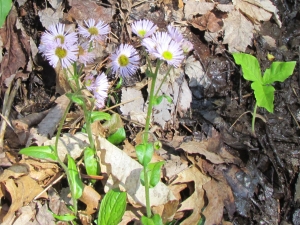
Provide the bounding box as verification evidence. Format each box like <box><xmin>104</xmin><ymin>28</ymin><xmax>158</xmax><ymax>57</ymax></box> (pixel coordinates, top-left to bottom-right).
<box><xmin>70</xmin><ymin>95</ymin><xmax>84</xmax><ymax>105</ymax></box>
<box><xmin>107</xmin><ymin>127</ymin><xmax>126</xmax><ymax>145</ymax></box>
<box><xmin>262</xmin><ymin>61</ymin><xmax>296</xmax><ymax>84</ymax></box>
<box><xmin>115</xmin><ymin>77</ymin><xmax>123</xmax><ymax>89</ymax></box>
<box><xmin>84</xmin><ymin>147</ymin><xmax>100</xmax><ymax>184</ymax></box>
<box><xmin>233</xmin><ymin>53</ymin><xmax>262</xmax><ymax>83</ymax></box>
<box><xmin>52</xmin><ymin>213</ymin><xmax>77</xmax><ymax>222</ymax></box>
<box><xmin>19</xmin><ymin>145</ymin><xmax>58</xmax><ymax>161</ymax></box>
<box><xmin>102</xmin><ymin>113</ymin><xmax>124</xmax><ymax>136</ymax></box>
<box><xmin>0</xmin><ymin>0</ymin><xmax>12</xmax><ymax>28</ymax></box>
<box><xmin>153</xmin><ymin>96</ymin><xmax>164</xmax><ymax>105</ymax></box>
<box><xmin>97</xmin><ymin>189</ymin><xmax>127</xmax><ymax>225</ymax></box>
<box><xmin>251</xmin><ymin>81</ymin><xmax>275</xmax><ymax>113</ymax></box>
<box><xmin>140</xmin><ymin>161</ymin><xmax>164</xmax><ymax>187</ymax></box>
<box><xmin>141</xmin><ymin>214</ymin><xmax>163</xmax><ymax>225</ymax></box>
<box><xmin>135</xmin><ymin>143</ymin><xmax>154</xmax><ymax>167</ymax></box>
<box><xmin>67</xmin><ymin>155</ymin><xmax>84</xmax><ymax>199</ymax></box>
<box><xmin>90</xmin><ymin>111</ymin><xmax>111</xmax><ymax>123</ymax></box>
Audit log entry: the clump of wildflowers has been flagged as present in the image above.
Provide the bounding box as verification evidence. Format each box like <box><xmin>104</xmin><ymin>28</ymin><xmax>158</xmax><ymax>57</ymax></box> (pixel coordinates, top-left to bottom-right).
<box><xmin>167</xmin><ymin>25</ymin><xmax>183</xmax><ymax>43</ymax></box>
<box><xmin>110</xmin><ymin>44</ymin><xmax>140</xmax><ymax>77</ymax></box>
<box><xmin>78</xmin><ymin>19</ymin><xmax>110</xmax><ymax>42</ymax></box>
<box><xmin>131</xmin><ymin>19</ymin><xmax>157</xmax><ymax>38</ymax></box>
<box><xmin>77</xmin><ymin>42</ymin><xmax>96</xmax><ymax>65</ymax></box>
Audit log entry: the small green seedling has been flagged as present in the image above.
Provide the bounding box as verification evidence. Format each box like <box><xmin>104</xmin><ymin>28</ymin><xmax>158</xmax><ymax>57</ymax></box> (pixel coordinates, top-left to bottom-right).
<box><xmin>0</xmin><ymin>0</ymin><xmax>12</xmax><ymax>28</ymax></box>
<box><xmin>233</xmin><ymin>53</ymin><xmax>296</xmax><ymax>134</ymax></box>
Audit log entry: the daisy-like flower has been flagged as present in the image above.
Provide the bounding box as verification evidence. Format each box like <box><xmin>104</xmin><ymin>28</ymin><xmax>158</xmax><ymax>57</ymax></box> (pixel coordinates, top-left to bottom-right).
<box><xmin>84</xmin><ymin>74</ymin><xmax>95</xmax><ymax>91</ymax></box>
<box><xmin>131</xmin><ymin>19</ymin><xmax>157</xmax><ymax>38</ymax></box>
<box><xmin>78</xmin><ymin>19</ymin><xmax>110</xmax><ymax>42</ymax></box>
<box><xmin>152</xmin><ymin>35</ymin><xmax>184</xmax><ymax>67</ymax></box>
<box><xmin>110</xmin><ymin>44</ymin><xmax>140</xmax><ymax>77</ymax></box>
<box><xmin>39</xmin><ymin>23</ymin><xmax>77</xmax><ymax>52</ymax></box>
<box><xmin>142</xmin><ymin>32</ymin><xmax>172</xmax><ymax>54</ymax></box>
<box><xmin>181</xmin><ymin>39</ymin><xmax>193</xmax><ymax>54</ymax></box>
<box><xmin>44</xmin><ymin>43</ymin><xmax>78</xmax><ymax>68</ymax></box>
<box><xmin>91</xmin><ymin>73</ymin><xmax>109</xmax><ymax>109</ymax></box>
<box><xmin>77</xmin><ymin>42</ymin><xmax>96</xmax><ymax>65</ymax></box>
<box><xmin>167</xmin><ymin>25</ymin><xmax>183</xmax><ymax>43</ymax></box>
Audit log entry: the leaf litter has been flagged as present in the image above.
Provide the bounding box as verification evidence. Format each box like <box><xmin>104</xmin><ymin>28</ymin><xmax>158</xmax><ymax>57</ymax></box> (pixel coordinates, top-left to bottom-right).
<box><xmin>0</xmin><ymin>0</ymin><xmax>299</xmax><ymax>224</ymax></box>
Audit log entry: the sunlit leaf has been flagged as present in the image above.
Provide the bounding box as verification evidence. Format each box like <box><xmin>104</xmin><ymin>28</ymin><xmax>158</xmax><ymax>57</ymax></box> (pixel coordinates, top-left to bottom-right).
<box><xmin>84</xmin><ymin>147</ymin><xmax>100</xmax><ymax>184</ymax></box>
<box><xmin>0</xmin><ymin>0</ymin><xmax>12</xmax><ymax>28</ymax></box>
<box><xmin>107</xmin><ymin>127</ymin><xmax>126</xmax><ymax>145</ymax></box>
<box><xmin>97</xmin><ymin>189</ymin><xmax>127</xmax><ymax>225</ymax></box>
<box><xmin>91</xmin><ymin>111</ymin><xmax>111</xmax><ymax>123</ymax></box>
<box><xmin>262</xmin><ymin>61</ymin><xmax>296</xmax><ymax>84</ymax></box>
<box><xmin>135</xmin><ymin>143</ymin><xmax>154</xmax><ymax>167</ymax></box>
<box><xmin>19</xmin><ymin>145</ymin><xmax>58</xmax><ymax>161</ymax></box>
<box><xmin>140</xmin><ymin>161</ymin><xmax>164</xmax><ymax>187</ymax></box>
<box><xmin>141</xmin><ymin>214</ymin><xmax>163</xmax><ymax>225</ymax></box>
<box><xmin>67</xmin><ymin>155</ymin><xmax>84</xmax><ymax>199</ymax></box>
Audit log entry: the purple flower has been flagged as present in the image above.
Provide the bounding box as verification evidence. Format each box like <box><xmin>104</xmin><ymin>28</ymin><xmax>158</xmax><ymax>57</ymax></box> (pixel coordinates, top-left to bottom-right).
<box><xmin>91</xmin><ymin>73</ymin><xmax>109</xmax><ymax>109</ymax></box>
<box><xmin>110</xmin><ymin>44</ymin><xmax>140</xmax><ymax>77</ymax></box>
<box><xmin>131</xmin><ymin>19</ymin><xmax>157</xmax><ymax>38</ymax></box>
<box><xmin>142</xmin><ymin>32</ymin><xmax>184</xmax><ymax>67</ymax></box>
<box><xmin>77</xmin><ymin>42</ymin><xmax>95</xmax><ymax>65</ymax></box>
<box><xmin>44</xmin><ymin>43</ymin><xmax>78</xmax><ymax>68</ymax></box>
<box><xmin>167</xmin><ymin>25</ymin><xmax>183</xmax><ymax>43</ymax></box>
<box><xmin>39</xmin><ymin>23</ymin><xmax>77</xmax><ymax>52</ymax></box>
<box><xmin>78</xmin><ymin>19</ymin><xmax>110</xmax><ymax>42</ymax></box>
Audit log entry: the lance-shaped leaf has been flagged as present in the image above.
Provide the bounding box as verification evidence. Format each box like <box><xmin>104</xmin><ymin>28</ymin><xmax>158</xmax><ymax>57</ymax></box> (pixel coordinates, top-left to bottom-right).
<box><xmin>97</xmin><ymin>189</ymin><xmax>127</xmax><ymax>225</ymax></box>
<box><xmin>84</xmin><ymin>147</ymin><xmax>100</xmax><ymax>184</ymax></box>
<box><xmin>107</xmin><ymin>127</ymin><xmax>126</xmax><ymax>145</ymax></box>
<box><xmin>90</xmin><ymin>111</ymin><xmax>111</xmax><ymax>123</ymax></box>
<box><xmin>135</xmin><ymin>143</ymin><xmax>154</xmax><ymax>167</ymax></box>
<box><xmin>140</xmin><ymin>161</ymin><xmax>164</xmax><ymax>188</ymax></box>
<box><xmin>67</xmin><ymin>155</ymin><xmax>84</xmax><ymax>199</ymax></box>
<box><xmin>19</xmin><ymin>145</ymin><xmax>58</xmax><ymax>161</ymax></box>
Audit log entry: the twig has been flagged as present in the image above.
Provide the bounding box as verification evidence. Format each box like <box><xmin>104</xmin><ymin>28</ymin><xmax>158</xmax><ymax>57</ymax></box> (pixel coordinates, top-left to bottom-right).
<box><xmin>0</xmin><ymin>78</ymin><xmax>21</xmax><ymax>150</ymax></box>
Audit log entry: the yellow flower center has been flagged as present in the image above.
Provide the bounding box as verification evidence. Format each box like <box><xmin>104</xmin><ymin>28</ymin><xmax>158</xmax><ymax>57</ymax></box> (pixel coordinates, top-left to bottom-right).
<box><xmin>118</xmin><ymin>55</ymin><xmax>129</xmax><ymax>67</ymax></box>
<box><xmin>88</xmin><ymin>27</ymin><xmax>99</xmax><ymax>36</ymax></box>
<box><xmin>55</xmin><ymin>35</ymin><xmax>65</xmax><ymax>44</ymax></box>
<box><xmin>162</xmin><ymin>51</ymin><xmax>173</xmax><ymax>60</ymax></box>
<box><xmin>138</xmin><ymin>30</ymin><xmax>146</xmax><ymax>37</ymax></box>
<box><xmin>55</xmin><ymin>47</ymin><xmax>67</xmax><ymax>59</ymax></box>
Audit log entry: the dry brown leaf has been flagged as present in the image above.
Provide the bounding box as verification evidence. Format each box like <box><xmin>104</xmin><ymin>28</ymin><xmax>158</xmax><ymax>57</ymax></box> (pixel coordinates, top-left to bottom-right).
<box><xmin>0</xmin><ymin>176</ymin><xmax>47</xmax><ymax>224</ymax></box>
<box><xmin>190</xmin><ymin>11</ymin><xmax>224</xmax><ymax>32</ymax></box>
<box><xmin>233</xmin><ymin>0</ymin><xmax>272</xmax><ymax>22</ymax></box>
<box><xmin>79</xmin><ymin>185</ymin><xmax>101</xmax><ymax>215</ymax></box>
<box><xmin>65</xmin><ymin>0</ymin><xmax>113</xmax><ymax>24</ymax></box>
<box><xmin>0</xmin><ymin>7</ymin><xmax>31</xmax><ymax>85</ymax></box>
<box><xmin>184</xmin><ymin>1</ymin><xmax>215</xmax><ymax>18</ymax></box>
<box><xmin>202</xmin><ymin>179</ymin><xmax>235</xmax><ymax>225</ymax></box>
<box><xmin>0</xmin><ymin>164</ymin><xmax>29</xmax><ymax>181</ymax></box>
<box><xmin>152</xmin><ymin>200</ymin><xmax>179</xmax><ymax>223</ymax></box>
<box><xmin>171</xmin><ymin>166</ymin><xmax>211</xmax><ymax>225</ymax></box>
<box><xmin>222</xmin><ymin>9</ymin><xmax>254</xmax><ymax>52</ymax></box>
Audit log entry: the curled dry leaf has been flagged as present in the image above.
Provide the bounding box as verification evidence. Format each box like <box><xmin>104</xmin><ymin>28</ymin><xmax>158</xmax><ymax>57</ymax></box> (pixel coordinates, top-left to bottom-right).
<box><xmin>189</xmin><ymin>11</ymin><xmax>224</xmax><ymax>33</ymax></box>
<box><xmin>79</xmin><ymin>185</ymin><xmax>101</xmax><ymax>215</ymax></box>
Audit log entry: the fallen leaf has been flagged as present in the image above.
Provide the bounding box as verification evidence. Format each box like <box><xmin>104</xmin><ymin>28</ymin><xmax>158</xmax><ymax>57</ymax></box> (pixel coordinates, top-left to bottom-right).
<box><xmin>172</xmin><ymin>166</ymin><xmax>211</xmax><ymax>225</ymax></box>
<box><xmin>222</xmin><ymin>9</ymin><xmax>254</xmax><ymax>52</ymax></box>
<box><xmin>189</xmin><ymin>11</ymin><xmax>224</xmax><ymax>32</ymax></box>
<box><xmin>79</xmin><ymin>185</ymin><xmax>101</xmax><ymax>215</ymax></box>
<box><xmin>202</xmin><ymin>179</ymin><xmax>235</xmax><ymax>225</ymax></box>
<box><xmin>38</xmin><ymin>2</ymin><xmax>63</xmax><ymax>28</ymax></box>
<box><xmin>184</xmin><ymin>1</ymin><xmax>215</xmax><ymax>18</ymax></box>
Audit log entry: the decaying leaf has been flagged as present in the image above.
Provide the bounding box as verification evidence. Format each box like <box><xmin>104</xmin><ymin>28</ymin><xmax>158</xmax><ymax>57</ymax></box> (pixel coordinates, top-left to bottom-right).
<box><xmin>79</xmin><ymin>185</ymin><xmax>101</xmax><ymax>215</ymax></box>
<box><xmin>189</xmin><ymin>11</ymin><xmax>224</xmax><ymax>32</ymax></box>
<box><xmin>222</xmin><ymin>10</ymin><xmax>254</xmax><ymax>52</ymax></box>
<box><xmin>171</xmin><ymin>166</ymin><xmax>211</xmax><ymax>225</ymax></box>
<box><xmin>184</xmin><ymin>1</ymin><xmax>215</xmax><ymax>18</ymax></box>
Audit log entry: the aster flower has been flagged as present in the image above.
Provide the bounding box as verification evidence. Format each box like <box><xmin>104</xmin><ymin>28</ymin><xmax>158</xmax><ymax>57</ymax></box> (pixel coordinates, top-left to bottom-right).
<box><xmin>110</xmin><ymin>44</ymin><xmax>140</xmax><ymax>77</ymax></box>
<box><xmin>78</xmin><ymin>19</ymin><xmax>110</xmax><ymax>42</ymax></box>
<box><xmin>39</xmin><ymin>23</ymin><xmax>77</xmax><ymax>52</ymax></box>
<box><xmin>44</xmin><ymin>43</ymin><xmax>78</xmax><ymax>68</ymax></box>
<box><xmin>131</xmin><ymin>19</ymin><xmax>157</xmax><ymax>38</ymax></box>
<box><xmin>167</xmin><ymin>25</ymin><xmax>183</xmax><ymax>43</ymax></box>
<box><xmin>181</xmin><ymin>39</ymin><xmax>193</xmax><ymax>54</ymax></box>
<box><xmin>77</xmin><ymin>42</ymin><xmax>95</xmax><ymax>65</ymax></box>
<box><xmin>91</xmin><ymin>73</ymin><xmax>109</xmax><ymax>109</ymax></box>
<box><xmin>142</xmin><ymin>32</ymin><xmax>172</xmax><ymax>54</ymax></box>
<box><xmin>152</xmin><ymin>34</ymin><xmax>184</xmax><ymax>67</ymax></box>
<box><xmin>84</xmin><ymin>74</ymin><xmax>95</xmax><ymax>91</ymax></box>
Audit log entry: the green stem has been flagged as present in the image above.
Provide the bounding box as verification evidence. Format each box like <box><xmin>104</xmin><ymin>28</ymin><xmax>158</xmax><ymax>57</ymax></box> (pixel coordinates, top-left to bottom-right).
<box><xmin>82</xmin><ymin>102</ymin><xmax>94</xmax><ymax>150</ymax></box>
<box><xmin>252</xmin><ymin>102</ymin><xmax>258</xmax><ymax>135</ymax></box>
<box><xmin>154</xmin><ymin>66</ymin><xmax>172</xmax><ymax>98</ymax></box>
<box><xmin>143</xmin><ymin>60</ymin><xmax>162</xmax><ymax>218</ymax></box>
<box><xmin>53</xmin><ymin>100</ymin><xmax>79</xmax><ymax>214</ymax></box>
